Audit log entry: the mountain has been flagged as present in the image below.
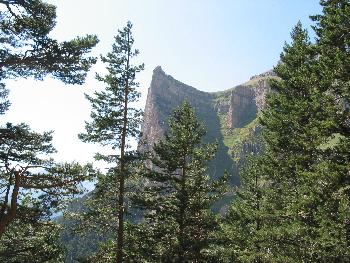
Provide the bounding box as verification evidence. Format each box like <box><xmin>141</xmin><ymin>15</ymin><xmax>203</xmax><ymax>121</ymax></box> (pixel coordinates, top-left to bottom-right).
<box><xmin>140</xmin><ymin>66</ymin><xmax>276</xmax><ymax>185</ymax></box>
<box><xmin>60</xmin><ymin>67</ymin><xmax>276</xmax><ymax>262</ymax></box>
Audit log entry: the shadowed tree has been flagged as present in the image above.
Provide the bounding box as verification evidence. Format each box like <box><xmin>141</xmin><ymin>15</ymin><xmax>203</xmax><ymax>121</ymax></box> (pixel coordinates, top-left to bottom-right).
<box><xmin>133</xmin><ymin>102</ymin><xmax>228</xmax><ymax>262</ymax></box>
<box><xmin>0</xmin><ymin>206</ymin><xmax>64</xmax><ymax>263</ymax></box>
<box><xmin>0</xmin><ymin>123</ymin><xmax>95</xmax><ymax>239</ymax></box>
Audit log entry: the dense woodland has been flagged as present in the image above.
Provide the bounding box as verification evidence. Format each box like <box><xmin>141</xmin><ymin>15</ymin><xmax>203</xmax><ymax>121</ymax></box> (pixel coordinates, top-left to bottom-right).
<box><xmin>0</xmin><ymin>0</ymin><xmax>350</xmax><ymax>262</ymax></box>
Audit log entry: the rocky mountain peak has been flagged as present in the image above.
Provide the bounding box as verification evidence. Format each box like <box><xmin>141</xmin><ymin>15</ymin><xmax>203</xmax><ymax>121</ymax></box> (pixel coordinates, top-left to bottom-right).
<box><xmin>250</xmin><ymin>69</ymin><xmax>277</xmax><ymax>80</ymax></box>
<box><xmin>153</xmin><ymin>65</ymin><xmax>165</xmax><ymax>74</ymax></box>
<box><xmin>141</xmin><ymin>66</ymin><xmax>274</xmax><ymax>185</ymax></box>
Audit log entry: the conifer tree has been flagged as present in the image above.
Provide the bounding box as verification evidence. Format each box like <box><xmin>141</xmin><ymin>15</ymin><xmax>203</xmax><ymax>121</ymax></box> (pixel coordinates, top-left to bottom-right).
<box><xmin>0</xmin><ymin>0</ymin><xmax>98</xmax><ymax>113</ymax></box>
<box><xmin>79</xmin><ymin>21</ymin><xmax>144</xmax><ymax>263</ymax></box>
<box><xmin>68</xmin><ymin>164</ymin><xmax>144</xmax><ymax>262</ymax></box>
<box><xmin>0</xmin><ymin>1</ymin><xmax>98</xmax><ymax>259</ymax></box>
<box><xmin>0</xmin><ymin>0</ymin><xmax>98</xmax><ymax>83</ymax></box>
<box><xmin>306</xmin><ymin>0</ymin><xmax>350</xmax><ymax>260</ymax></box>
<box><xmin>220</xmin><ymin>20</ymin><xmax>343</xmax><ymax>262</ymax></box>
<box><xmin>0</xmin><ymin>207</ymin><xmax>64</xmax><ymax>263</ymax></box>
<box><xmin>258</xmin><ymin>23</ymin><xmax>335</xmax><ymax>261</ymax></box>
<box><xmin>0</xmin><ymin>123</ymin><xmax>94</xmax><ymax>239</ymax></box>
<box><xmin>133</xmin><ymin>101</ymin><xmax>227</xmax><ymax>262</ymax></box>
<box><xmin>0</xmin><ymin>124</ymin><xmax>94</xmax><ymax>263</ymax></box>
<box><xmin>214</xmin><ymin>155</ymin><xmax>269</xmax><ymax>263</ymax></box>
<box><xmin>219</xmin><ymin>0</ymin><xmax>350</xmax><ymax>257</ymax></box>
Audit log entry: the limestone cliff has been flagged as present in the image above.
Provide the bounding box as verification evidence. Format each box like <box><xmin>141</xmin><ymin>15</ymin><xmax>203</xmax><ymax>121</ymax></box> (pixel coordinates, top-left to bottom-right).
<box><xmin>140</xmin><ymin>66</ymin><xmax>214</xmax><ymax>151</ymax></box>
<box><xmin>141</xmin><ymin>66</ymin><xmax>275</xmax><ymax>185</ymax></box>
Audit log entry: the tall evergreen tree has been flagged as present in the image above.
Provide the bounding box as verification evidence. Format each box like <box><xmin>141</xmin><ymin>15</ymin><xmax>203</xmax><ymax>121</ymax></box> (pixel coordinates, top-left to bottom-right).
<box><xmin>214</xmin><ymin>155</ymin><xmax>269</xmax><ymax>263</ymax></box>
<box><xmin>67</xmin><ymin>164</ymin><xmax>144</xmax><ymax>262</ymax></box>
<box><xmin>79</xmin><ymin>21</ymin><xmax>144</xmax><ymax>263</ymax></box>
<box><xmin>219</xmin><ymin>0</ymin><xmax>350</xmax><ymax>258</ymax></box>
<box><xmin>220</xmin><ymin>20</ymin><xmax>345</xmax><ymax>262</ymax></box>
<box><xmin>307</xmin><ymin>0</ymin><xmax>350</xmax><ymax>260</ymax></box>
<box><xmin>133</xmin><ymin>101</ymin><xmax>228</xmax><ymax>263</ymax></box>
<box><xmin>258</xmin><ymin>23</ymin><xmax>336</xmax><ymax>261</ymax></box>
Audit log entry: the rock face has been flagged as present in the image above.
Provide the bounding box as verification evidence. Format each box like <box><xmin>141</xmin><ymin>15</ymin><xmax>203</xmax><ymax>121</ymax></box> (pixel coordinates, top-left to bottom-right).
<box><xmin>141</xmin><ymin>66</ymin><xmax>273</xmax><ymax>185</ymax></box>
<box><xmin>228</xmin><ymin>87</ymin><xmax>257</xmax><ymax>129</ymax></box>
<box><xmin>140</xmin><ymin>66</ymin><xmax>214</xmax><ymax>151</ymax></box>
<box><xmin>227</xmin><ymin>78</ymin><xmax>270</xmax><ymax>129</ymax></box>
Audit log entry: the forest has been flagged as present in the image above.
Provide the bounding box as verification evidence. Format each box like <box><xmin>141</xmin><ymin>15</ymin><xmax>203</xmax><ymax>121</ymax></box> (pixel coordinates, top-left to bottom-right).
<box><xmin>0</xmin><ymin>0</ymin><xmax>350</xmax><ymax>262</ymax></box>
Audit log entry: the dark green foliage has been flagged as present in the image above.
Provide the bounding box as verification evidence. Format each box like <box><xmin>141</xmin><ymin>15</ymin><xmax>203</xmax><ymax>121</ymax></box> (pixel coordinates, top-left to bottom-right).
<box><xmin>0</xmin><ymin>209</ymin><xmax>64</xmax><ymax>263</ymax></box>
<box><xmin>133</xmin><ymin>102</ymin><xmax>228</xmax><ymax>262</ymax></box>
<box><xmin>58</xmin><ymin>194</ymin><xmax>107</xmax><ymax>263</ymax></box>
<box><xmin>220</xmin><ymin>2</ymin><xmax>350</xmax><ymax>262</ymax></box>
<box><xmin>80</xmin><ymin>222</ymin><xmax>150</xmax><ymax>263</ymax></box>
<box><xmin>79</xmin><ymin>21</ymin><xmax>143</xmax><ymax>149</ymax></box>
<box><xmin>214</xmin><ymin>156</ymin><xmax>269</xmax><ymax>262</ymax></box>
<box><xmin>0</xmin><ymin>83</ymin><xmax>9</xmax><ymax>115</ymax></box>
<box><xmin>223</xmin><ymin>24</ymin><xmax>327</xmax><ymax>262</ymax></box>
<box><xmin>61</xmin><ymin>167</ymin><xmax>147</xmax><ymax>263</ymax></box>
<box><xmin>307</xmin><ymin>1</ymin><xmax>350</xmax><ymax>260</ymax></box>
<box><xmin>0</xmin><ymin>1</ymin><xmax>98</xmax><ymax>260</ymax></box>
<box><xmin>2</xmin><ymin>0</ymin><xmax>350</xmax><ymax>262</ymax></box>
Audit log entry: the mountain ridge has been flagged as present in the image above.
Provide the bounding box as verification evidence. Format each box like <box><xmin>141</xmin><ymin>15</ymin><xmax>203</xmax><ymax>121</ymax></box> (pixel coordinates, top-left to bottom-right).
<box><xmin>140</xmin><ymin>66</ymin><xmax>276</xmax><ymax>184</ymax></box>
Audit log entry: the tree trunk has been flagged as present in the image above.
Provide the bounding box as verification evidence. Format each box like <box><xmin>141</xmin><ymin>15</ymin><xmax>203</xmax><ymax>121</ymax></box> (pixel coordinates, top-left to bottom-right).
<box><xmin>116</xmin><ymin>31</ymin><xmax>130</xmax><ymax>263</ymax></box>
<box><xmin>255</xmin><ymin>172</ymin><xmax>262</xmax><ymax>263</ymax></box>
<box><xmin>178</xmin><ymin>158</ymin><xmax>187</xmax><ymax>262</ymax></box>
<box><xmin>0</xmin><ymin>171</ymin><xmax>20</xmax><ymax>238</ymax></box>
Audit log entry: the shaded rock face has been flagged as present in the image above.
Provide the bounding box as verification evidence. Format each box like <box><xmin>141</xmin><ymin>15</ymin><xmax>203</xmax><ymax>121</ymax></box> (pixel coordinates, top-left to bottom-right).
<box><xmin>227</xmin><ymin>79</ymin><xmax>270</xmax><ymax>129</ymax></box>
<box><xmin>228</xmin><ymin>86</ymin><xmax>257</xmax><ymax>129</ymax></box>
<box><xmin>140</xmin><ymin>66</ymin><xmax>272</xmax><ymax>185</ymax></box>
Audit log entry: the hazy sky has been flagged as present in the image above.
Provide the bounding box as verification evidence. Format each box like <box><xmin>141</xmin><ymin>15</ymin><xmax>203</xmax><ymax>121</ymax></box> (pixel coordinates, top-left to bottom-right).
<box><xmin>2</xmin><ymin>0</ymin><xmax>322</xmax><ymax>165</ymax></box>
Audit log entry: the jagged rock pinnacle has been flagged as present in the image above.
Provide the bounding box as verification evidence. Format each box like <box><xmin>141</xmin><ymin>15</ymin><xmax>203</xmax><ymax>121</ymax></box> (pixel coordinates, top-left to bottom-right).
<box><xmin>153</xmin><ymin>65</ymin><xmax>164</xmax><ymax>74</ymax></box>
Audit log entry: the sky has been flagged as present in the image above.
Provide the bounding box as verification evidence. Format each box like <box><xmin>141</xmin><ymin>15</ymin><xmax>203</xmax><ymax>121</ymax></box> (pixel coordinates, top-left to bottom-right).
<box><xmin>2</xmin><ymin>0</ymin><xmax>322</xmax><ymax>166</ymax></box>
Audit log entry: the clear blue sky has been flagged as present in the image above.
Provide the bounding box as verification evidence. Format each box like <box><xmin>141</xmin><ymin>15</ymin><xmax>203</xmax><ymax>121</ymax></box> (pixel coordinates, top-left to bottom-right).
<box><xmin>2</xmin><ymin>0</ymin><xmax>322</xmax><ymax>164</ymax></box>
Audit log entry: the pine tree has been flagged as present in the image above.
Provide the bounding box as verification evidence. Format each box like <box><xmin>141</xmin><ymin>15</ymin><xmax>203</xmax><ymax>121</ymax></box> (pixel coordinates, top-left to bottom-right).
<box><xmin>220</xmin><ymin>20</ymin><xmax>344</xmax><ymax>262</ymax></box>
<box><xmin>259</xmin><ymin>23</ymin><xmax>335</xmax><ymax>261</ymax></box>
<box><xmin>0</xmin><ymin>0</ymin><xmax>98</xmax><ymax>238</ymax></box>
<box><xmin>214</xmin><ymin>155</ymin><xmax>269</xmax><ymax>263</ymax></box>
<box><xmin>306</xmin><ymin>0</ymin><xmax>350</xmax><ymax>260</ymax></box>
<box><xmin>0</xmin><ymin>123</ymin><xmax>94</xmax><ymax>250</ymax></box>
<box><xmin>0</xmin><ymin>207</ymin><xmax>64</xmax><ymax>263</ymax></box>
<box><xmin>0</xmin><ymin>0</ymin><xmax>98</xmax><ymax>83</ymax></box>
<box><xmin>0</xmin><ymin>1</ymin><xmax>99</xmax><ymax>260</ymax></box>
<box><xmin>262</xmin><ymin>22</ymin><xmax>343</xmax><ymax>262</ymax></box>
<box><xmin>68</xmin><ymin>165</ymin><xmax>144</xmax><ymax>262</ymax></box>
<box><xmin>79</xmin><ymin>21</ymin><xmax>144</xmax><ymax>263</ymax></box>
<box><xmin>0</xmin><ymin>0</ymin><xmax>98</xmax><ymax>114</ymax></box>
<box><xmin>133</xmin><ymin>101</ymin><xmax>228</xmax><ymax>262</ymax></box>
